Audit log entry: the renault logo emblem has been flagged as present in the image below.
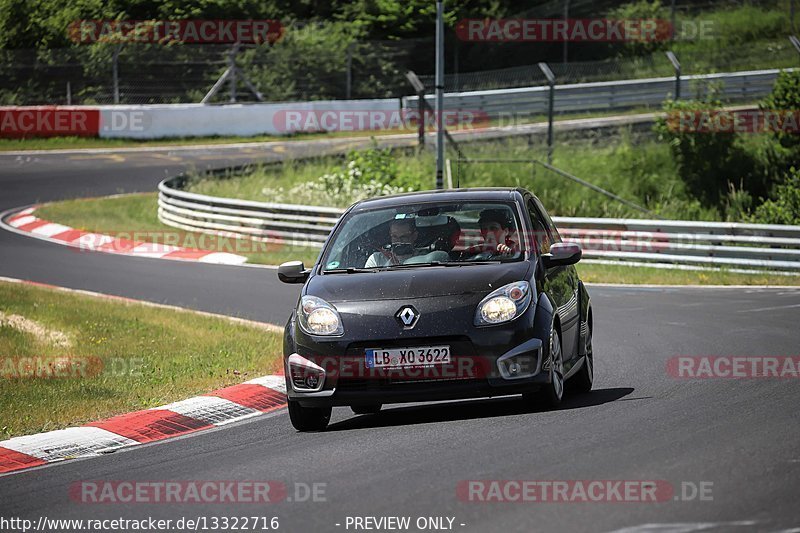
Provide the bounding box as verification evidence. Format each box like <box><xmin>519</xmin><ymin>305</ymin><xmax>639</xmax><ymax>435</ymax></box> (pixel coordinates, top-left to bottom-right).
<box><xmin>396</xmin><ymin>305</ymin><xmax>419</xmax><ymax>329</ymax></box>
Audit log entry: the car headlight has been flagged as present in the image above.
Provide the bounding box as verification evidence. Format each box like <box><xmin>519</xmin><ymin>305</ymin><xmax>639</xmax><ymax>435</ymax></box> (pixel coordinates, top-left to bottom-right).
<box><xmin>298</xmin><ymin>295</ymin><xmax>343</xmax><ymax>336</ymax></box>
<box><xmin>474</xmin><ymin>281</ymin><xmax>532</xmax><ymax>326</ymax></box>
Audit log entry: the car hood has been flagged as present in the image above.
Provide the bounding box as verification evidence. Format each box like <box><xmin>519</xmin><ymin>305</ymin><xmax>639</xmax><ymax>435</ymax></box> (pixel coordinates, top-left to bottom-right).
<box><xmin>305</xmin><ymin>261</ymin><xmax>531</xmax><ymax>303</ymax></box>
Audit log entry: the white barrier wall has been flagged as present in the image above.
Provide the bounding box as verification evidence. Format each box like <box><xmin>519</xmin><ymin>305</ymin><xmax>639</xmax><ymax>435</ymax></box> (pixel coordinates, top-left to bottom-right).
<box><xmin>0</xmin><ymin>99</ymin><xmax>401</xmax><ymax>139</ymax></box>
<box><xmin>97</xmin><ymin>99</ymin><xmax>401</xmax><ymax>139</ymax></box>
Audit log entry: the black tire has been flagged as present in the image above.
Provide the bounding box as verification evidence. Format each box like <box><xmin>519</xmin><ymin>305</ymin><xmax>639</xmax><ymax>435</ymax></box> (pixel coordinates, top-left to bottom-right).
<box><xmin>288</xmin><ymin>400</ymin><xmax>331</xmax><ymax>432</ymax></box>
<box><xmin>524</xmin><ymin>325</ymin><xmax>564</xmax><ymax>409</ymax></box>
<box><xmin>569</xmin><ymin>318</ymin><xmax>593</xmax><ymax>394</ymax></box>
<box><xmin>350</xmin><ymin>404</ymin><xmax>382</xmax><ymax>415</ymax></box>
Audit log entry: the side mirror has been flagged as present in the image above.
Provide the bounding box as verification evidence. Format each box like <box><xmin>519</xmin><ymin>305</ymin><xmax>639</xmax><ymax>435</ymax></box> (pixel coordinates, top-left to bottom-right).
<box><xmin>278</xmin><ymin>261</ymin><xmax>310</xmax><ymax>284</ymax></box>
<box><xmin>542</xmin><ymin>242</ymin><xmax>582</xmax><ymax>268</ymax></box>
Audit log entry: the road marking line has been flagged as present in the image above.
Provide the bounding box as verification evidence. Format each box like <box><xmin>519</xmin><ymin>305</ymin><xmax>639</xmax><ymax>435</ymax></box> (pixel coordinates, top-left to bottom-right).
<box><xmin>737</xmin><ymin>303</ymin><xmax>800</xmax><ymax>313</ymax></box>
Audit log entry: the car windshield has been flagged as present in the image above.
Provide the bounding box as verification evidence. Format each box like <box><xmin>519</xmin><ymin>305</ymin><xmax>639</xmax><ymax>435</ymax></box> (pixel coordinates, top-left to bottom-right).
<box><xmin>321</xmin><ymin>201</ymin><xmax>524</xmax><ymax>272</ymax></box>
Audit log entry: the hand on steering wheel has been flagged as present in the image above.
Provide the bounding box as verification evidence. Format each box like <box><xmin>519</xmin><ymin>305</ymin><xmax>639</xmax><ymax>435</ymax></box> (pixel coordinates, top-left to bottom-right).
<box><xmin>465</xmin><ymin>250</ymin><xmax>495</xmax><ymax>261</ymax></box>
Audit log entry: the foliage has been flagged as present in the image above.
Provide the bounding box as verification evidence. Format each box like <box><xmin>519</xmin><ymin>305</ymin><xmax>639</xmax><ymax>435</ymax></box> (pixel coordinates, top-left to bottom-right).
<box><xmin>760</xmin><ymin>70</ymin><xmax>800</xmax><ymax>153</ymax></box>
<box><xmin>751</xmin><ymin>167</ymin><xmax>800</xmax><ymax>225</ymax></box>
<box><xmin>606</xmin><ymin>0</ymin><xmax>669</xmax><ymax>57</ymax></box>
<box><xmin>260</xmin><ymin>147</ymin><xmax>416</xmax><ymax>207</ymax></box>
<box><xmin>653</xmin><ymin>97</ymin><xmax>758</xmax><ymax>205</ymax></box>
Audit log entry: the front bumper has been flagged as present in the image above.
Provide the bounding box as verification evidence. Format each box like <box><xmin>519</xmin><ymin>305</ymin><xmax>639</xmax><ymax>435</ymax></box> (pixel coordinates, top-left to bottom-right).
<box><xmin>285</xmin><ymin>336</ymin><xmax>546</xmax><ymax>408</ymax></box>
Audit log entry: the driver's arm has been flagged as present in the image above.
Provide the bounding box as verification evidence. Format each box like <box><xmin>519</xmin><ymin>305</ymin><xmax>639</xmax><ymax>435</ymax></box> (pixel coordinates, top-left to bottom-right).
<box><xmin>364</xmin><ymin>252</ymin><xmax>381</xmax><ymax>268</ymax></box>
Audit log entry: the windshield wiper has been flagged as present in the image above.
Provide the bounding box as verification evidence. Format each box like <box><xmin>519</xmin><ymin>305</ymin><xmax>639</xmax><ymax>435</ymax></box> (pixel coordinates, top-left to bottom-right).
<box><xmin>324</xmin><ymin>267</ymin><xmax>380</xmax><ymax>274</ymax></box>
<box><xmin>384</xmin><ymin>260</ymin><xmax>499</xmax><ymax>270</ymax></box>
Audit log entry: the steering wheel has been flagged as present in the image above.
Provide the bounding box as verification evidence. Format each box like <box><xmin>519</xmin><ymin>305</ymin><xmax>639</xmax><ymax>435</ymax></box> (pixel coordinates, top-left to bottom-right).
<box><xmin>464</xmin><ymin>250</ymin><xmax>496</xmax><ymax>262</ymax></box>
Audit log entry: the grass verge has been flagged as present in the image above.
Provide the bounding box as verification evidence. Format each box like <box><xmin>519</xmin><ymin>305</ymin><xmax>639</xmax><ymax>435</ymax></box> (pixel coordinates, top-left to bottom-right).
<box><xmin>0</xmin><ymin>280</ymin><xmax>284</xmax><ymax>440</ymax></box>
<box><xmin>186</xmin><ymin>130</ymin><xmax>721</xmax><ymax>220</ymax></box>
<box><xmin>576</xmin><ymin>262</ymin><xmax>799</xmax><ymax>287</ymax></box>
<box><xmin>34</xmin><ymin>193</ymin><xmax>321</xmax><ymax>266</ymax></box>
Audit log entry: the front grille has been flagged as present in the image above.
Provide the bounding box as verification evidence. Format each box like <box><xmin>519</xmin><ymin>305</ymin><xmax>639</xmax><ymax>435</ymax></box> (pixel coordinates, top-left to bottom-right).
<box><xmin>336</xmin><ymin>336</ymin><xmax>491</xmax><ymax>391</ymax></box>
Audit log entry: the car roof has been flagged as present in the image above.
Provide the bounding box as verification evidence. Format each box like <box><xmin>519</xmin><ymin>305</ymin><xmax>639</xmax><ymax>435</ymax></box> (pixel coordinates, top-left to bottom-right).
<box><xmin>349</xmin><ymin>187</ymin><xmax>530</xmax><ymax>211</ymax></box>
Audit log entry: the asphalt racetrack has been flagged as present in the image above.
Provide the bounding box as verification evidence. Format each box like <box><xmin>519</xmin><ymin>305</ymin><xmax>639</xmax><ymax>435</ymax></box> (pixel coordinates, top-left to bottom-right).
<box><xmin>1</xmin><ymin>143</ymin><xmax>799</xmax><ymax>532</ymax></box>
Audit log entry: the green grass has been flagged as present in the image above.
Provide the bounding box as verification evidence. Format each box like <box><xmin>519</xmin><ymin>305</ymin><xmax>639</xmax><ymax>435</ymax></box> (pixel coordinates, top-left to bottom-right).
<box><xmin>35</xmin><ymin>194</ymin><xmax>321</xmax><ymax>266</ymax></box>
<box><xmin>577</xmin><ymin>262</ymin><xmax>799</xmax><ymax>287</ymax></box>
<box><xmin>187</xmin><ymin>131</ymin><xmax>721</xmax><ymax>220</ymax></box>
<box><xmin>0</xmin><ymin>280</ymin><xmax>284</xmax><ymax>440</ymax></box>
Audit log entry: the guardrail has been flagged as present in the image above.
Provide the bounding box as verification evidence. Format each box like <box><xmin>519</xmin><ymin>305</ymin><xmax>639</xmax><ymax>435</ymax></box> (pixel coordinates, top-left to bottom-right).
<box><xmin>158</xmin><ymin>176</ymin><xmax>800</xmax><ymax>273</ymax></box>
<box><xmin>403</xmin><ymin>69</ymin><xmax>793</xmax><ymax>118</ymax></box>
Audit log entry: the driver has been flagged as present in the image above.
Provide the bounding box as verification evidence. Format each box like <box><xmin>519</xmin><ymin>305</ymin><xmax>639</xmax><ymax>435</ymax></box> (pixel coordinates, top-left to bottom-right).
<box><xmin>365</xmin><ymin>218</ymin><xmax>422</xmax><ymax>267</ymax></box>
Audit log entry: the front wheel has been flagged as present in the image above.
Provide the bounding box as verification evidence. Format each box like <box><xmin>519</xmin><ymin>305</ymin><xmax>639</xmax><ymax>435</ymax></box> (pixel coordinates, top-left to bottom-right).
<box><xmin>524</xmin><ymin>324</ymin><xmax>564</xmax><ymax>409</ymax></box>
<box><xmin>288</xmin><ymin>400</ymin><xmax>331</xmax><ymax>432</ymax></box>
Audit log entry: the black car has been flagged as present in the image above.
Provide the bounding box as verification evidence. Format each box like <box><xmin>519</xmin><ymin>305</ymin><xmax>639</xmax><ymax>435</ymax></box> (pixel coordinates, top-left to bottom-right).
<box><xmin>278</xmin><ymin>188</ymin><xmax>594</xmax><ymax>431</ymax></box>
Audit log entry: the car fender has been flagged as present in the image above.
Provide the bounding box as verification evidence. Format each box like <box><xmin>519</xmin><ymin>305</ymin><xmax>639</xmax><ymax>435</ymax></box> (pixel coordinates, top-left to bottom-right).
<box><xmin>533</xmin><ymin>292</ymin><xmax>555</xmax><ymax>353</ymax></box>
<box><xmin>578</xmin><ymin>280</ymin><xmax>592</xmax><ymax>357</ymax></box>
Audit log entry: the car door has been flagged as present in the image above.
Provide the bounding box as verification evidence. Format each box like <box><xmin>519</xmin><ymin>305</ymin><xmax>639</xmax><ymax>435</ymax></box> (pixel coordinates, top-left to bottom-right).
<box><xmin>526</xmin><ymin>196</ymin><xmax>581</xmax><ymax>363</ymax></box>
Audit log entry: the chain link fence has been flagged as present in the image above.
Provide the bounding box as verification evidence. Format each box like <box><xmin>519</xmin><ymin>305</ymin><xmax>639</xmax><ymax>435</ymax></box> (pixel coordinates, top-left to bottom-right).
<box><xmin>0</xmin><ymin>0</ymin><xmax>795</xmax><ymax>106</ymax></box>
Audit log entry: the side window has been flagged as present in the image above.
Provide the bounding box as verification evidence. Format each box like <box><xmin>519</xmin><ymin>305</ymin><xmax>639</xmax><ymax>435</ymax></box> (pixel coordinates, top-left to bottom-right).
<box><xmin>526</xmin><ymin>199</ymin><xmax>552</xmax><ymax>254</ymax></box>
<box><xmin>533</xmin><ymin>198</ymin><xmax>562</xmax><ymax>243</ymax></box>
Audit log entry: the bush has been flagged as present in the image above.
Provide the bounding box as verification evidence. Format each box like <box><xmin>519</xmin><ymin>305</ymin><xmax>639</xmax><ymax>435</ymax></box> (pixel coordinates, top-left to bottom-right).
<box><xmin>607</xmin><ymin>1</ymin><xmax>669</xmax><ymax>57</ymax></box>
<box><xmin>654</xmin><ymin>97</ymin><xmax>757</xmax><ymax>205</ymax></box>
<box><xmin>760</xmin><ymin>70</ymin><xmax>800</xmax><ymax>154</ymax></box>
<box><xmin>260</xmin><ymin>147</ymin><xmax>418</xmax><ymax>207</ymax></box>
<box><xmin>751</xmin><ymin>167</ymin><xmax>800</xmax><ymax>225</ymax></box>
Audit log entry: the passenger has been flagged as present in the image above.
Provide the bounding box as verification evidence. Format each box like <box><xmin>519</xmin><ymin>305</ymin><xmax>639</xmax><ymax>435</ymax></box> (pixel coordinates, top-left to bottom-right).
<box><xmin>463</xmin><ymin>209</ymin><xmax>518</xmax><ymax>259</ymax></box>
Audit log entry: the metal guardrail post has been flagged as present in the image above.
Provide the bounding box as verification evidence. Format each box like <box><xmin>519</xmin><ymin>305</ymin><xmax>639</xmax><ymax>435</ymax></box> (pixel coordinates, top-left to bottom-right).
<box><xmin>666</xmin><ymin>51</ymin><xmax>681</xmax><ymax>100</ymax></box>
<box><xmin>538</xmin><ymin>62</ymin><xmax>556</xmax><ymax>164</ymax></box>
<box><xmin>435</xmin><ymin>0</ymin><xmax>445</xmax><ymax>190</ymax></box>
<box><xmin>790</xmin><ymin>36</ymin><xmax>800</xmax><ymax>57</ymax></box>
<box><xmin>229</xmin><ymin>44</ymin><xmax>239</xmax><ymax>103</ymax></box>
<box><xmin>562</xmin><ymin>0</ymin><xmax>570</xmax><ymax>64</ymax></box>
<box><xmin>417</xmin><ymin>92</ymin><xmax>426</xmax><ymax>148</ymax></box>
<box><xmin>112</xmin><ymin>45</ymin><xmax>121</xmax><ymax>104</ymax></box>
<box><xmin>346</xmin><ymin>43</ymin><xmax>353</xmax><ymax>99</ymax></box>
<box><xmin>405</xmin><ymin>71</ymin><xmax>426</xmax><ymax>149</ymax></box>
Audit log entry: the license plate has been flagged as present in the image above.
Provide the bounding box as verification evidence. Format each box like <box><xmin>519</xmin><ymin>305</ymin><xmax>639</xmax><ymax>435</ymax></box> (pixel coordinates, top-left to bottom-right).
<box><xmin>365</xmin><ymin>346</ymin><xmax>451</xmax><ymax>368</ymax></box>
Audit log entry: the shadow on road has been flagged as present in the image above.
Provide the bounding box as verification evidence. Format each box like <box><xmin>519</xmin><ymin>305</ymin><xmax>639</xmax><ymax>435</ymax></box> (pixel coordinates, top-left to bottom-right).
<box><xmin>326</xmin><ymin>387</ymin><xmax>634</xmax><ymax>432</ymax></box>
